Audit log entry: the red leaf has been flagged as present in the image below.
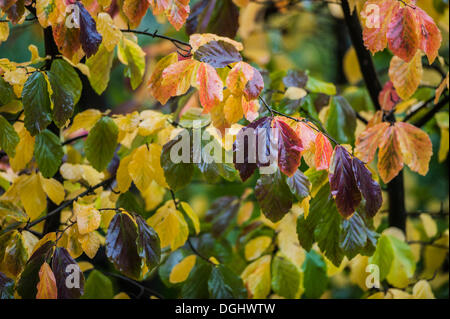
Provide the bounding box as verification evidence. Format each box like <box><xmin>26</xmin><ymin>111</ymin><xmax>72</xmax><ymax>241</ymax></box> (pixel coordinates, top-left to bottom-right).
<box><xmin>233</xmin><ymin>117</ymin><xmax>272</xmax><ymax>181</ymax></box>
<box><xmin>315</xmin><ymin>132</ymin><xmax>333</xmax><ymax>170</ymax></box>
<box><xmin>329</xmin><ymin>146</ymin><xmax>361</xmax><ymax>218</ymax></box>
<box><xmin>387</xmin><ymin>6</ymin><xmax>420</xmax><ymax>62</ymax></box>
<box><xmin>273</xmin><ymin>117</ymin><xmax>303</xmax><ymax>177</ymax></box>
<box><xmin>378</xmin><ymin>81</ymin><xmax>401</xmax><ymax>112</ymax></box>
<box><xmin>243</xmin><ymin>68</ymin><xmax>264</xmax><ymax>101</ymax></box>
<box><xmin>196</xmin><ymin>62</ymin><xmax>224</xmax><ymax>113</ymax></box>
<box><xmin>352</xmin><ymin>157</ymin><xmax>382</xmax><ymax>217</ymax></box>
<box><xmin>416</xmin><ymin>7</ymin><xmax>442</xmax><ymax>64</ymax></box>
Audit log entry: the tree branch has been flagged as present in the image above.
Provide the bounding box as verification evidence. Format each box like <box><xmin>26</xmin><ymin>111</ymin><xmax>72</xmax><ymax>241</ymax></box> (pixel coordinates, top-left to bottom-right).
<box><xmin>413</xmin><ymin>94</ymin><xmax>449</xmax><ymax>127</ymax></box>
<box><xmin>341</xmin><ymin>0</ymin><xmax>382</xmax><ymax>110</ymax></box>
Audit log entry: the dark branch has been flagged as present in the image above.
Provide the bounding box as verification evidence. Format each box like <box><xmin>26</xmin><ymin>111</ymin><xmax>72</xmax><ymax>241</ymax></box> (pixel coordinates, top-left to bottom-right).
<box><xmin>413</xmin><ymin>94</ymin><xmax>450</xmax><ymax>128</ymax></box>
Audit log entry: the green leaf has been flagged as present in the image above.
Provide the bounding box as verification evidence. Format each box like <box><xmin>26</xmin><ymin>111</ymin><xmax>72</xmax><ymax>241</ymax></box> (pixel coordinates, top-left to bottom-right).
<box><xmin>255</xmin><ymin>169</ymin><xmax>294</xmax><ymax>222</ymax></box>
<box><xmin>304</xmin><ymin>167</ymin><xmax>328</xmax><ymax>198</ymax></box>
<box><xmin>302</xmin><ymin>250</ymin><xmax>328</xmax><ymax>299</ymax></box>
<box><xmin>16</xmin><ymin>241</ymin><xmax>54</xmax><ymax>299</ymax></box>
<box><xmin>300</xmin><ymin>184</ymin><xmax>344</xmax><ymax>267</ymax></box>
<box><xmin>22</xmin><ymin>71</ymin><xmax>52</xmax><ymax>136</ymax></box>
<box><xmin>105</xmin><ymin>213</ymin><xmax>141</xmax><ymax>280</ymax></box>
<box><xmin>0</xmin><ymin>115</ymin><xmax>19</xmax><ymax>157</ymax></box>
<box><xmin>297</xmin><ymin>213</ymin><xmax>315</xmax><ymax>251</ymax></box>
<box><xmin>34</xmin><ymin>129</ymin><xmax>64</xmax><ymax>178</ymax></box>
<box><xmin>161</xmin><ymin>132</ymin><xmax>195</xmax><ymax>192</ymax></box>
<box><xmin>181</xmin><ymin>260</ymin><xmax>213</xmax><ymax>298</ymax></box>
<box><xmin>340</xmin><ymin>211</ymin><xmax>378</xmax><ymax>259</ymax></box>
<box><xmin>82</xmin><ymin>270</ymin><xmax>114</xmax><ymax>299</ymax></box>
<box><xmin>0</xmin><ymin>77</ymin><xmax>15</xmax><ymax>106</ymax></box>
<box><xmin>326</xmin><ymin>96</ymin><xmax>356</xmax><ymax>145</ymax></box>
<box><xmin>369</xmin><ymin>235</ymin><xmax>394</xmax><ymax>281</ymax></box>
<box><xmin>135</xmin><ymin>215</ymin><xmax>161</xmax><ymax>272</ymax></box>
<box><xmin>271</xmin><ymin>253</ymin><xmax>302</xmax><ymax>299</ymax></box>
<box><xmin>0</xmin><ymin>271</ymin><xmax>14</xmax><ymax>299</ymax></box>
<box><xmin>47</xmin><ymin>59</ymin><xmax>82</xmax><ymax>128</ymax></box>
<box><xmin>86</xmin><ymin>44</ymin><xmax>114</xmax><ymax>95</ymax></box>
<box><xmin>370</xmin><ymin>234</ymin><xmax>415</xmax><ymax>287</ymax></box>
<box><xmin>85</xmin><ymin>116</ymin><xmax>118</xmax><ymax>172</ymax></box>
<box><xmin>286</xmin><ymin>170</ymin><xmax>311</xmax><ymax>201</ymax></box>
<box><xmin>208</xmin><ymin>264</ymin><xmax>247</xmax><ymax>299</ymax></box>
<box><xmin>0</xmin><ymin>200</ymin><xmax>28</xmax><ymax>222</ymax></box>
<box><xmin>118</xmin><ymin>38</ymin><xmax>146</xmax><ymax>90</ymax></box>
<box><xmin>306</xmin><ymin>76</ymin><xmax>336</xmax><ymax>95</ymax></box>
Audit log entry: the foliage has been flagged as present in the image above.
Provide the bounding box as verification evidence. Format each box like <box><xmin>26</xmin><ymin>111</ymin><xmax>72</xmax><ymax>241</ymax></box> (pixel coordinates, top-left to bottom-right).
<box><xmin>0</xmin><ymin>0</ymin><xmax>448</xmax><ymax>300</ymax></box>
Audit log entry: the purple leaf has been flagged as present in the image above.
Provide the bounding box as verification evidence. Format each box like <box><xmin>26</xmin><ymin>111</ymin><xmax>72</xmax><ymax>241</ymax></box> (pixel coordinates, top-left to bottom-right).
<box><xmin>52</xmin><ymin>247</ymin><xmax>84</xmax><ymax>299</ymax></box>
<box><xmin>233</xmin><ymin>117</ymin><xmax>272</xmax><ymax>181</ymax></box>
<box><xmin>76</xmin><ymin>2</ymin><xmax>102</xmax><ymax>58</ymax></box>
<box><xmin>243</xmin><ymin>68</ymin><xmax>264</xmax><ymax>101</ymax></box>
<box><xmin>352</xmin><ymin>157</ymin><xmax>383</xmax><ymax>217</ymax></box>
<box><xmin>194</xmin><ymin>40</ymin><xmax>242</xmax><ymax>68</ymax></box>
<box><xmin>106</xmin><ymin>213</ymin><xmax>141</xmax><ymax>280</ymax></box>
<box><xmin>329</xmin><ymin>146</ymin><xmax>361</xmax><ymax>218</ymax></box>
<box><xmin>273</xmin><ymin>117</ymin><xmax>303</xmax><ymax>177</ymax></box>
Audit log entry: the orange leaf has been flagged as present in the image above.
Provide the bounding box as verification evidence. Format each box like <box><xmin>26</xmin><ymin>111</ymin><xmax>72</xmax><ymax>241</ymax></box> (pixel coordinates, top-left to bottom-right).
<box><xmin>362</xmin><ymin>0</ymin><xmax>400</xmax><ymax>54</ymax></box>
<box><xmin>396</xmin><ymin>122</ymin><xmax>433</xmax><ymax>176</ymax></box>
<box><xmin>389</xmin><ymin>51</ymin><xmax>423</xmax><ymax>100</ymax></box>
<box><xmin>166</xmin><ymin>0</ymin><xmax>190</xmax><ymax>31</ymax></box>
<box><xmin>241</xmin><ymin>97</ymin><xmax>259</xmax><ymax>122</ymax></box>
<box><xmin>377</xmin><ymin>124</ymin><xmax>403</xmax><ymax>183</ymax></box>
<box><xmin>196</xmin><ymin>62</ymin><xmax>224</xmax><ymax>113</ymax></box>
<box><xmin>36</xmin><ymin>262</ymin><xmax>58</xmax><ymax>299</ymax></box>
<box><xmin>416</xmin><ymin>7</ymin><xmax>442</xmax><ymax>64</ymax></box>
<box><xmin>315</xmin><ymin>132</ymin><xmax>333</xmax><ymax>170</ymax></box>
<box><xmin>387</xmin><ymin>5</ymin><xmax>420</xmax><ymax>62</ymax></box>
<box><xmin>162</xmin><ymin>59</ymin><xmax>199</xmax><ymax>99</ymax></box>
<box><xmin>123</xmin><ymin>0</ymin><xmax>150</xmax><ymax>29</ymax></box>
<box><xmin>355</xmin><ymin>122</ymin><xmax>390</xmax><ymax>163</ymax></box>
<box><xmin>148</xmin><ymin>52</ymin><xmax>179</xmax><ymax>104</ymax></box>
<box><xmin>226</xmin><ymin>61</ymin><xmax>254</xmax><ymax>97</ymax></box>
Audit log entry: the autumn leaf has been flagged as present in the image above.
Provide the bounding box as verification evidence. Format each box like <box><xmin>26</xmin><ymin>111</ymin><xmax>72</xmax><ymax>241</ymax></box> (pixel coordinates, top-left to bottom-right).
<box><xmin>389</xmin><ymin>51</ymin><xmax>423</xmax><ymax>100</ymax></box>
<box><xmin>386</xmin><ymin>5</ymin><xmax>420</xmax><ymax>62</ymax></box>
<box><xmin>36</xmin><ymin>262</ymin><xmax>57</xmax><ymax>299</ymax></box>
<box><xmin>314</xmin><ymin>132</ymin><xmax>333</xmax><ymax>171</ymax></box>
<box><xmin>196</xmin><ymin>62</ymin><xmax>224</xmax><ymax>113</ymax></box>
<box><xmin>379</xmin><ymin>81</ymin><xmax>401</xmax><ymax>112</ymax></box>
<box><xmin>329</xmin><ymin>146</ymin><xmax>361</xmax><ymax>218</ymax></box>
<box><xmin>76</xmin><ymin>2</ymin><xmax>102</xmax><ymax>58</ymax></box>
<box><xmin>273</xmin><ymin>117</ymin><xmax>303</xmax><ymax>177</ymax></box>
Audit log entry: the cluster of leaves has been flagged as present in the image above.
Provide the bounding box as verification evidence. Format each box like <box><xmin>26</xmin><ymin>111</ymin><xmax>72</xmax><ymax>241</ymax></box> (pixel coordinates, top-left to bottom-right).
<box><xmin>0</xmin><ymin>0</ymin><xmax>448</xmax><ymax>300</ymax></box>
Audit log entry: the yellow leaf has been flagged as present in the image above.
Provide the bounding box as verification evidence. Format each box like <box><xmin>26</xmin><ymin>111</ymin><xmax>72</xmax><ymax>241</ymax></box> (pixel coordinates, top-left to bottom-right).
<box><xmin>237</xmin><ymin>201</ymin><xmax>253</xmax><ymax>226</ymax></box>
<box><xmin>57</xmin><ymin>225</ymin><xmax>83</xmax><ymax>259</ymax></box>
<box><xmin>128</xmin><ymin>144</ymin><xmax>168</xmax><ymax>192</ymax></box>
<box><xmin>389</xmin><ymin>52</ymin><xmax>423</xmax><ymax>100</ymax></box>
<box><xmin>66</xmin><ymin>109</ymin><xmax>102</xmax><ymax>134</ymax></box>
<box><xmin>36</xmin><ymin>263</ymin><xmax>57</xmax><ymax>299</ymax></box>
<box><xmin>78</xmin><ymin>231</ymin><xmax>101</xmax><ymax>259</ymax></box>
<box><xmin>223</xmin><ymin>94</ymin><xmax>244</xmax><ymax>124</ymax></box>
<box><xmin>116</xmin><ymin>154</ymin><xmax>133</xmax><ymax>193</ymax></box>
<box><xmin>0</xmin><ymin>22</ymin><xmax>9</xmax><ymax>44</ymax></box>
<box><xmin>276</xmin><ymin>210</ymin><xmax>305</xmax><ymax>267</ymax></box>
<box><xmin>245</xmin><ymin>236</ymin><xmax>272</xmax><ymax>261</ymax></box>
<box><xmin>114</xmin><ymin>292</ymin><xmax>131</xmax><ymax>299</ymax></box>
<box><xmin>147</xmin><ymin>200</ymin><xmax>189</xmax><ymax>251</ymax></box>
<box><xmin>284</xmin><ymin>87</ymin><xmax>307</xmax><ymax>100</ymax></box>
<box><xmin>97</xmin><ymin>12</ymin><xmax>122</xmax><ymax>52</ymax></box>
<box><xmin>180</xmin><ymin>202</ymin><xmax>200</xmax><ymax>234</ymax></box>
<box><xmin>78</xmin><ymin>261</ymin><xmax>94</xmax><ymax>272</ymax></box>
<box><xmin>169</xmin><ymin>255</ymin><xmax>197</xmax><ymax>284</ymax></box>
<box><xmin>138</xmin><ymin>110</ymin><xmax>168</xmax><ymax>136</ymax></box>
<box><xmin>40</xmin><ymin>175</ymin><xmax>65</xmax><ymax>205</ymax></box>
<box><xmin>349</xmin><ymin>255</ymin><xmax>370</xmax><ymax>290</ymax></box>
<box><xmin>19</xmin><ymin>173</ymin><xmax>47</xmax><ymax>220</ymax></box>
<box><xmin>438</xmin><ymin>127</ymin><xmax>449</xmax><ymax>162</ymax></box>
<box><xmin>10</xmin><ymin>123</ymin><xmax>35</xmax><ymax>172</ymax></box>
<box><xmin>412</xmin><ymin>280</ymin><xmax>435</xmax><ymax>299</ymax></box>
<box><xmin>241</xmin><ymin>255</ymin><xmax>272</xmax><ymax>299</ymax></box>
<box><xmin>74</xmin><ymin>202</ymin><xmax>101</xmax><ymax>235</ymax></box>
<box><xmin>142</xmin><ymin>181</ymin><xmax>165</xmax><ymax>211</ymax></box>
<box><xmin>419</xmin><ymin>213</ymin><xmax>437</xmax><ymax>238</ymax></box>
<box><xmin>424</xmin><ymin>230</ymin><xmax>449</xmax><ymax>277</ymax></box>
<box><xmin>343</xmin><ymin>47</ymin><xmax>362</xmax><ymax>85</ymax></box>
<box><xmin>189</xmin><ymin>33</ymin><xmax>243</xmax><ymax>52</ymax></box>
